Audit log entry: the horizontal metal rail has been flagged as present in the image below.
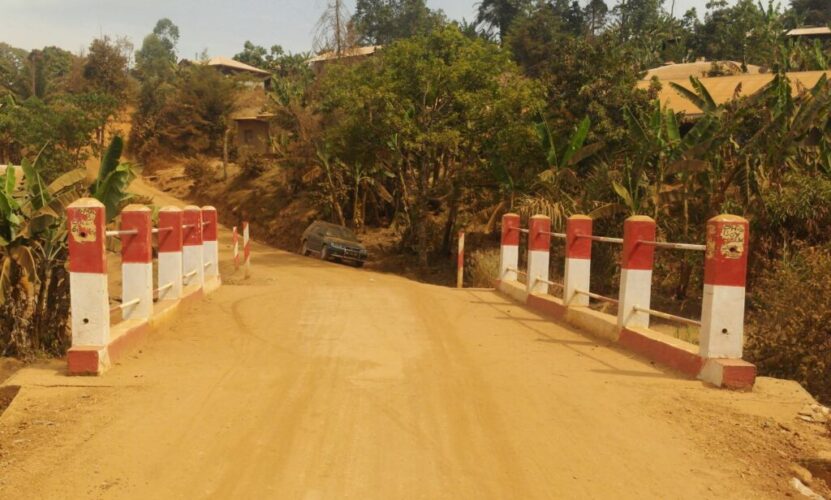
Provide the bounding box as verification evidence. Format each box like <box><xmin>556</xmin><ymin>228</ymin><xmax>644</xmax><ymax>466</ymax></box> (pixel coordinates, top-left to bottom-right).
<box><xmin>535</xmin><ymin>276</ymin><xmax>564</xmax><ymax>288</ymax></box>
<box><xmin>182</xmin><ymin>224</ymin><xmax>196</xmax><ymax>229</ymax></box>
<box><xmin>539</xmin><ymin>231</ymin><xmax>566</xmax><ymax>239</ymax></box>
<box><xmin>183</xmin><ymin>270</ymin><xmax>198</xmax><ymax>279</ymax></box>
<box><xmin>105</xmin><ymin>229</ymin><xmax>138</xmax><ymax>237</ymax></box>
<box><xmin>574</xmin><ymin>288</ymin><xmax>619</xmax><ymax>305</ymax></box>
<box><xmin>505</xmin><ymin>266</ymin><xmax>527</xmax><ymax>276</ymax></box>
<box><xmin>204</xmin><ymin>261</ymin><xmax>212</xmax><ymax>268</ymax></box>
<box><xmin>152</xmin><ymin>227</ymin><xmax>173</xmax><ymax>234</ymax></box>
<box><xmin>576</xmin><ymin>234</ymin><xmax>623</xmax><ymax>244</ymax></box>
<box><xmin>154</xmin><ymin>282</ymin><xmax>173</xmax><ymax>293</ymax></box>
<box><xmin>515</xmin><ymin>228</ymin><xmax>529</xmax><ymax>234</ymax></box>
<box><xmin>202</xmin><ymin>220</ymin><xmax>211</xmax><ymax>226</ymax></box>
<box><xmin>633</xmin><ymin>305</ymin><xmax>701</xmax><ymax>327</ymax></box>
<box><xmin>109</xmin><ymin>297</ymin><xmax>140</xmax><ymax>312</ymax></box>
<box><xmin>637</xmin><ymin>240</ymin><xmax>705</xmax><ymax>252</ymax></box>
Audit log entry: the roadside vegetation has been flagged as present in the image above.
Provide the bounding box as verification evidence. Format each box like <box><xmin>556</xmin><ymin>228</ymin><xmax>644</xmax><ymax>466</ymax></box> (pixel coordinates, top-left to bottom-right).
<box><xmin>2</xmin><ymin>2</ymin><xmax>831</xmax><ymax>401</ymax></box>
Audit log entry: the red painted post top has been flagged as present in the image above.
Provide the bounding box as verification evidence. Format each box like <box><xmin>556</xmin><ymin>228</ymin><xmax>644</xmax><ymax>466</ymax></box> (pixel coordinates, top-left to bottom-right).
<box><xmin>183</xmin><ymin>206</ymin><xmax>203</xmax><ymax>246</ymax></box>
<box><xmin>202</xmin><ymin>206</ymin><xmax>218</xmax><ymax>242</ymax></box>
<box><xmin>501</xmin><ymin>213</ymin><xmax>520</xmax><ymax>246</ymax></box>
<box><xmin>158</xmin><ymin>207</ymin><xmax>183</xmax><ymax>253</ymax></box>
<box><xmin>566</xmin><ymin>215</ymin><xmax>592</xmax><ymax>260</ymax></box>
<box><xmin>528</xmin><ymin>215</ymin><xmax>551</xmax><ymax>251</ymax></box>
<box><xmin>67</xmin><ymin>198</ymin><xmax>106</xmax><ymax>274</ymax></box>
<box><xmin>120</xmin><ymin>205</ymin><xmax>152</xmax><ymax>264</ymax></box>
<box><xmin>704</xmin><ymin>214</ymin><xmax>749</xmax><ymax>287</ymax></box>
<box><xmin>621</xmin><ymin>216</ymin><xmax>656</xmax><ymax>270</ymax></box>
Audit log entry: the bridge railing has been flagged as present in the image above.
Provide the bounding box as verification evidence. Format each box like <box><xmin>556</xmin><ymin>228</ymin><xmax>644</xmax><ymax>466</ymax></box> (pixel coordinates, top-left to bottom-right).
<box><xmin>498</xmin><ymin>212</ymin><xmax>749</xmax><ymax>360</ymax></box>
<box><xmin>66</xmin><ymin>199</ymin><xmax>223</xmax><ymax>352</ymax></box>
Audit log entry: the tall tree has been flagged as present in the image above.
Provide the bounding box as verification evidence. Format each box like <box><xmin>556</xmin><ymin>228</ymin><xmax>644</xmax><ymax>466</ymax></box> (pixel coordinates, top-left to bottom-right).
<box><xmin>476</xmin><ymin>0</ymin><xmax>533</xmax><ymax>40</ymax></box>
<box><xmin>790</xmin><ymin>0</ymin><xmax>831</xmax><ymax>25</ymax></box>
<box><xmin>314</xmin><ymin>0</ymin><xmax>353</xmax><ymax>55</ymax></box>
<box><xmin>352</xmin><ymin>0</ymin><xmax>444</xmax><ymax>45</ymax></box>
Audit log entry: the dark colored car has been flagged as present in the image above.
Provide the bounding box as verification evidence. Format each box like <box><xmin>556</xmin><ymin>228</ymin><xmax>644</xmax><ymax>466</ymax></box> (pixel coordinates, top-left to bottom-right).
<box><xmin>300</xmin><ymin>221</ymin><xmax>368</xmax><ymax>267</ymax></box>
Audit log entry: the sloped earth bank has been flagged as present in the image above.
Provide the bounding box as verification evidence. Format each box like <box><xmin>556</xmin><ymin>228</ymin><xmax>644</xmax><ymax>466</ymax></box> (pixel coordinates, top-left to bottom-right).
<box><xmin>0</xmin><ymin>179</ymin><xmax>830</xmax><ymax>498</ymax></box>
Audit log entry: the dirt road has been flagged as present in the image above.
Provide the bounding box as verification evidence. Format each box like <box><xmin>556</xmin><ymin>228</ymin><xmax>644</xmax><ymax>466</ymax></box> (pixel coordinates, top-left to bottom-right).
<box><xmin>1</xmin><ymin>220</ymin><xmax>830</xmax><ymax>498</ymax></box>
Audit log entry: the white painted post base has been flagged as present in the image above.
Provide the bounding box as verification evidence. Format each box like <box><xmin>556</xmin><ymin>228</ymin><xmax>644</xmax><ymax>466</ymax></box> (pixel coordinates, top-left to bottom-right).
<box><xmin>617</xmin><ymin>268</ymin><xmax>652</xmax><ymax>329</ymax></box>
<box><xmin>527</xmin><ymin>249</ymin><xmax>550</xmax><ymax>294</ymax></box>
<box><xmin>183</xmin><ymin>244</ymin><xmax>204</xmax><ymax>288</ymax></box>
<box><xmin>564</xmin><ymin>258</ymin><xmax>590</xmax><ymax>306</ymax></box>
<box><xmin>158</xmin><ymin>252</ymin><xmax>183</xmax><ymax>300</ymax></box>
<box><xmin>70</xmin><ymin>272</ymin><xmax>110</xmax><ymax>346</ymax></box>
<box><xmin>500</xmin><ymin>245</ymin><xmax>519</xmax><ymax>282</ymax></box>
<box><xmin>122</xmin><ymin>262</ymin><xmax>153</xmax><ymax>320</ymax></box>
<box><xmin>700</xmin><ymin>284</ymin><xmax>745</xmax><ymax>359</ymax></box>
<box><xmin>203</xmin><ymin>240</ymin><xmax>219</xmax><ymax>280</ymax></box>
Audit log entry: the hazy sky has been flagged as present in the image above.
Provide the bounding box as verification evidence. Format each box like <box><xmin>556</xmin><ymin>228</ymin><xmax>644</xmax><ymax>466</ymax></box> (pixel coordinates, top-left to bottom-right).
<box><xmin>3</xmin><ymin>0</ymin><xmax>732</xmax><ymax>58</ymax></box>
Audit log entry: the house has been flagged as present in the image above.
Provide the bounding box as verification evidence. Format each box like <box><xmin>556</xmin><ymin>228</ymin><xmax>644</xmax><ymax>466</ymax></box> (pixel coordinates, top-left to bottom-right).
<box><xmin>232</xmin><ymin>113</ymin><xmax>276</xmax><ymax>156</ymax></box>
<box><xmin>308</xmin><ymin>45</ymin><xmax>381</xmax><ymax>74</ymax></box>
<box><xmin>637</xmin><ymin>70</ymin><xmax>831</xmax><ymax>118</ymax></box>
<box><xmin>786</xmin><ymin>26</ymin><xmax>831</xmax><ymax>40</ymax></box>
<box><xmin>183</xmin><ymin>56</ymin><xmax>273</xmax><ymax>90</ymax></box>
<box><xmin>641</xmin><ymin>60</ymin><xmax>762</xmax><ymax>81</ymax></box>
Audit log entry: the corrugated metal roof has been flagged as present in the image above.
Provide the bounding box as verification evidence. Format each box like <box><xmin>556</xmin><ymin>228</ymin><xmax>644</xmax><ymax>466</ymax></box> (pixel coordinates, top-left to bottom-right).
<box><xmin>204</xmin><ymin>56</ymin><xmax>271</xmax><ymax>76</ymax></box>
<box><xmin>642</xmin><ymin>61</ymin><xmax>762</xmax><ymax>81</ymax></box>
<box><xmin>787</xmin><ymin>26</ymin><xmax>831</xmax><ymax>37</ymax></box>
<box><xmin>636</xmin><ymin>71</ymin><xmax>831</xmax><ymax>116</ymax></box>
<box><xmin>308</xmin><ymin>45</ymin><xmax>381</xmax><ymax>63</ymax></box>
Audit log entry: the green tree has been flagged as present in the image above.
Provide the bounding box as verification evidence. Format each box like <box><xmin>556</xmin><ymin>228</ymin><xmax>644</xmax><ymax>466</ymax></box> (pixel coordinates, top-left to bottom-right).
<box><xmin>352</xmin><ymin>0</ymin><xmax>444</xmax><ymax>44</ymax></box>
<box><xmin>790</xmin><ymin>0</ymin><xmax>831</xmax><ymax>25</ymax></box>
<box><xmin>475</xmin><ymin>0</ymin><xmax>533</xmax><ymax>40</ymax></box>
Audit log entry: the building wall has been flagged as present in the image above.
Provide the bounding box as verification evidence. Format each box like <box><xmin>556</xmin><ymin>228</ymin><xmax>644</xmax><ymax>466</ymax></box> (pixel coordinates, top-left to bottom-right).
<box><xmin>234</xmin><ymin>120</ymin><xmax>270</xmax><ymax>156</ymax></box>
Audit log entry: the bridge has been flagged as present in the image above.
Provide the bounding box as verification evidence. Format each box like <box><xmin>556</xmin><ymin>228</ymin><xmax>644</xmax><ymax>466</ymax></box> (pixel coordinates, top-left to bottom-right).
<box><xmin>0</xmin><ymin>194</ymin><xmax>828</xmax><ymax>499</ymax></box>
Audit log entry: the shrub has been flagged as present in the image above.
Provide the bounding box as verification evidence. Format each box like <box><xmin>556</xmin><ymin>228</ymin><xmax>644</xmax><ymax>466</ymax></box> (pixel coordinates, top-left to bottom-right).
<box><xmin>468</xmin><ymin>248</ymin><xmax>500</xmax><ymax>288</ymax></box>
<box><xmin>745</xmin><ymin>245</ymin><xmax>831</xmax><ymax>404</ymax></box>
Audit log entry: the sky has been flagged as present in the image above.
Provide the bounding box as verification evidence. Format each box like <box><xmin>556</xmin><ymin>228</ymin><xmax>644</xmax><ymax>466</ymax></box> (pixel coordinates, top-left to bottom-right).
<box><xmin>2</xmin><ymin>0</ymin><xmax>727</xmax><ymax>59</ymax></box>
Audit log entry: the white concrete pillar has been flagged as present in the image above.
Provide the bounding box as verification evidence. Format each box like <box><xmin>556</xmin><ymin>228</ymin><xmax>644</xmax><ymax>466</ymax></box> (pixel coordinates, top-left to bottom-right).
<box><xmin>183</xmin><ymin>206</ymin><xmax>204</xmax><ymax>288</ymax></box>
<box><xmin>527</xmin><ymin>215</ymin><xmax>551</xmax><ymax>294</ymax></box>
<box><xmin>157</xmin><ymin>207</ymin><xmax>183</xmax><ymax>301</ymax></box>
<box><xmin>201</xmin><ymin>206</ymin><xmax>219</xmax><ymax>282</ymax></box>
<box><xmin>564</xmin><ymin>215</ymin><xmax>592</xmax><ymax>306</ymax></box>
<box><xmin>233</xmin><ymin>226</ymin><xmax>239</xmax><ymax>270</ymax></box>
<box><xmin>120</xmin><ymin>204</ymin><xmax>153</xmax><ymax>320</ymax></box>
<box><xmin>67</xmin><ymin>198</ymin><xmax>110</xmax><ymax>346</ymax></box>
<box><xmin>243</xmin><ymin>221</ymin><xmax>251</xmax><ymax>278</ymax></box>
<box><xmin>617</xmin><ymin>216</ymin><xmax>656</xmax><ymax>329</ymax></box>
<box><xmin>499</xmin><ymin>213</ymin><xmax>520</xmax><ymax>282</ymax></box>
<box><xmin>700</xmin><ymin>215</ymin><xmax>749</xmax><ymax>359</ymax></box>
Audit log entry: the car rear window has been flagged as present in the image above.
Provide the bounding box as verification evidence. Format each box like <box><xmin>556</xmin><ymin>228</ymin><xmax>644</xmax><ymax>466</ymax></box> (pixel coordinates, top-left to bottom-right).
<box><xmin>325</xmin><ymin>226</ymin><xmax>357</xmax><ymax>241</ymax></box>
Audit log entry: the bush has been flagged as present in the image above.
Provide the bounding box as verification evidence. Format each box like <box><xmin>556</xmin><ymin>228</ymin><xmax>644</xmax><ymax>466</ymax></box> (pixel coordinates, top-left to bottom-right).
<box><xmin>468</xmin><ymin>248</ymin><xmax>500</xmax><ymax>288</ymax></box>
<box><xmin>746</xmin><ymin>245</ymin><xmax>831</xmax><ymax>404</ymax></box>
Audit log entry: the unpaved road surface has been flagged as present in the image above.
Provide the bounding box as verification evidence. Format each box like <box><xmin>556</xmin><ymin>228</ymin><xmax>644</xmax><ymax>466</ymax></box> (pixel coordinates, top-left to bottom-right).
<box><xmin>2</xmin><ymin>225</ymin><xmax>830</xmax><ymax>499</ymax></box>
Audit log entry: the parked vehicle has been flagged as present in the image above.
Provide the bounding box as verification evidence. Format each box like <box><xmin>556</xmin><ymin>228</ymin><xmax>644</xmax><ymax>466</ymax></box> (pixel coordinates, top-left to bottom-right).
<box><xmin>300</xmin><ymin>221</ymin><xmax>368</xmax><ymax>267</ymax></box>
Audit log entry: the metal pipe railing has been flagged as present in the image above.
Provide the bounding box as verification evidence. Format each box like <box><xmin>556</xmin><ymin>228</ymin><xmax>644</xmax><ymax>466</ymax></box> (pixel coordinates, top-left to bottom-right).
<box><xmin>110</xmin><ymin>297</ymin><xmax>141</xmax><ymax>312</ymax></box>
<box><xmin>505</xmin><ymin>266</ymin><xmax>527</xmax><ymax>276</ymax></box>
<box><xmin>151</xmin><ymin>227</ymin><xmax>173</xmax><ymax>234</ymax></box>
<box><xmin>633</xmin><ymin>305</ymin><xmax>701</xmax><ymax>327</ymax></box>
<box><xmin>573</xmin><ymin>288</ymin><xmax>619</xmax><ymax>305</ymax></box>
<box><xmin>106</xmin><ymin>229</ymin><xmax>138</xmax><ymax>237</ymax></box>
<box><xmin>576</xmin><ymin>234</ymin><xmax>623</xmax><ymax>244</ymax></box>
<box><xmin>535</xmin><ymin>276</ymin><xmax>564</xmax><ymax>288</ymax></box>
<box><xmin>637</xmin><ymin>240</ymin><xmax>705</xmax><ymax>252</ymax></box>
<box><xmin>539</xmin><ymin>231</ymin><xmax>566</xmax><ymax>239</ymax></box>
<box><xmin>154</xmin><ymin>282</ymin><xmax>173</xmax><ymax>294</ymax></box>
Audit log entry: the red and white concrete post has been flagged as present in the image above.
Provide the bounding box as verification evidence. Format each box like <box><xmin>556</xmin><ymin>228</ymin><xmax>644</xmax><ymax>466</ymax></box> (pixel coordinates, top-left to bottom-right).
<box><xmin>158</xmin><ymin>206</ymin><xmax>183</xmax><ymax>300</ymax></box>
<box><xmin>700</xmin><ymin>215</ymin><xmax>749</xmax><ymax>359</ymax></box>
<box><xmin>618</xmin><ymin>216</ymin><xmax>656</xmax><ymax>329</ymax></box>
<box><xmin>243</xmin><ymin>221</ymin><xmax>251</xmax><ymax>278</ymax></box>
<box><xmin>527</xmin><ymin>215</ymin><xmax>551</xmax><ymax>294</ymax></box>
<box><xmin>67</xmin><ymin>198</ymin><xmax>109</xmax><ymax>346</ymax></box>
<box><xmin>232</xmin><ymin>226</ymin><xmax>240</xmax><ymax>270</ymax></box>
<box><xmin>499</xmin><ymin>213</ymin><xmax>520</xmax><ymax>282</ymax></box>
<box><xmin>564</xmin><ymin>215</ymin><xmax>592</xmax><ymax>306</ymax></box>
<box><xmin>120</xmin><ymin>205</ymin><xmax>153</xmax><ymax>320</ymax></box>
<box><xmin>456</xmin><ymin>230</ymin><xmax>465</xmax><ymax>289</ymax></box>
<box><xmin>202</xmin><ymin>206</ymin><xmax>219</xmax><ymax>283</ymax></box>
<box><xmin>183</xmin><ymin>206</ymin><xmax>204</xmax><ymax>288</ymax></box>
